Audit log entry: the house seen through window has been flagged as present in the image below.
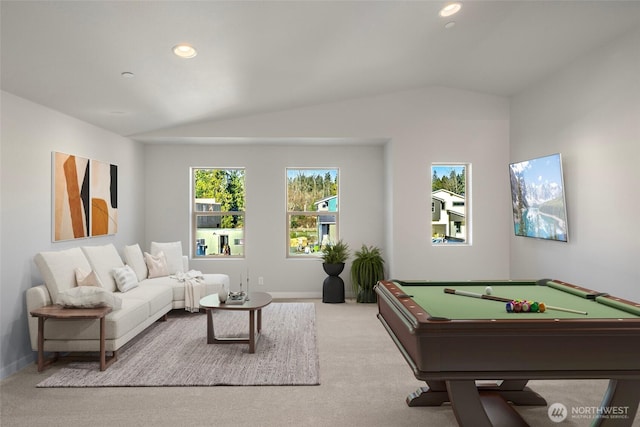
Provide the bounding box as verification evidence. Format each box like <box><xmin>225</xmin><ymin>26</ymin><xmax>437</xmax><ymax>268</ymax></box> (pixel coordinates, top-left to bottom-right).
<box><xmin>287</xmin><ymin>168</ymin><xmax>339</xmax><ymax>257</ymax></box>
<box><xmin>192</xmin><ymin>168</ymin><xmax>245</xmax><ymax>257</ymax></box>
<box><xmin>431</xmin><ymin>164</ymin><xmax>469</xmax><ymax>245</ymax></box>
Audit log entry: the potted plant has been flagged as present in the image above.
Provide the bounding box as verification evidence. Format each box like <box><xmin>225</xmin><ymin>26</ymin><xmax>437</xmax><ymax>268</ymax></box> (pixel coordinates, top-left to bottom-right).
<box><xmin>350</xmin><ymin>244</ymin><xmax>385</xmax><ymax>303</ymax></box>
<box><xmin>321</xmin><ymin>240</ymin><xmax>350</xmax><ymax>274</ymax></box>
<box><xmin>321</xmin><ymin>240</ymin><xmax>350</xmax><ymax>303</ymax></box>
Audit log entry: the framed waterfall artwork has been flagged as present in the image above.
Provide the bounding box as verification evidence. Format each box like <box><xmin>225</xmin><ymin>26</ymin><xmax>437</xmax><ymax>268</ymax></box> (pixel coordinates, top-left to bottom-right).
<box><xmin>90</xmin><ymin>159</ymin><xmax>118</xmax><ymax>236</ymax></box>
<box><xmin>52</xmin><ymin>152</ymin><xmax>118</xmax><ymax>242</ymax></box>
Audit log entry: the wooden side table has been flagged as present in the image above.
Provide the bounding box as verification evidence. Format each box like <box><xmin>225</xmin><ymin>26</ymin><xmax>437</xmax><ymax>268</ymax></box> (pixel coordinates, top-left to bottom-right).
<box><xmin>29</xmin><ymin>305</ymin><xmax>116</xmax><ymax>371</ymax></box>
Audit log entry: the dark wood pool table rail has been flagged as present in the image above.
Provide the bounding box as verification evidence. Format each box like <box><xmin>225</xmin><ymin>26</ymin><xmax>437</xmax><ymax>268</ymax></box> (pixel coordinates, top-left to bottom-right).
<box><xmin>375</xmin><ymin>279</ymin><xmax>640</xmax><ymax>427</ymax></box>
<box><xmin>387</xmin><ymin>278</ymin><xmax>640</xmax><ymax>319</ymax></box>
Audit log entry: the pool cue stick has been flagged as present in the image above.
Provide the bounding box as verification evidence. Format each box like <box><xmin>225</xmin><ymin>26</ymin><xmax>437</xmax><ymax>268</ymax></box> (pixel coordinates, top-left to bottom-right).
<box><xmin>444</xmin><ymin>288</ymin><xmax>511</xmax><ymax>303</ymax></box>
<box><xmin>542</xmin><ymin>305</ymin><xmax>588</xmax><ymax>315</ymax></box>
<box><xmin>443</xmin><ymin>288</ymin><xmax>588</xmax><ymax>315</ymax></box>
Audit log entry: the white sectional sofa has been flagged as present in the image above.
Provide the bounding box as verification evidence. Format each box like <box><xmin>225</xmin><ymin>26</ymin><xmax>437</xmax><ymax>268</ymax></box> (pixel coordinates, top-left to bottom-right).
<box><xmin>26</xmin><ymin>242</ymin><xmax>229</xmax><ymax>358</ymax></box>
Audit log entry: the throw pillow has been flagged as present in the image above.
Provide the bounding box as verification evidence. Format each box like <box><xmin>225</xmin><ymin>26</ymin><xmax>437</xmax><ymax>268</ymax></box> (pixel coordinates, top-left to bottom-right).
<box><xmin>81</xmin><ymin>244</ymin><xmax>124</xmax><ymax>293</ymax></box>
<box><xmin>74</xmin><ymin>268</ymin><xmax>104</xmax><ymax>287</ymax></box>
<box><xmin>123</xmin><ymin>244</ymin><xmax>148</xmax><ymax>282</ymax></box>
<box><xmin>144</xmin><ymin>251</ymin><xmax>169</xmax><ymax>278</ymax></box>
<box><xmin>112</xmin><ymin>265</ymin><xmax>139</xmax><ymax>293</ymax></box>
<box><xmin>55</xmin><ymin>287</ymin><xmax>122</xmax><ymax>310</ymax></box>
<box><xmin>150</xmin><ymin>241</ymin><xmax>184</xmax><ymax>275</ymax></box>
<box><xmin>34</xmin><ymin>247</ymin><xmax>92</xmax><ymax>303</ymax></box>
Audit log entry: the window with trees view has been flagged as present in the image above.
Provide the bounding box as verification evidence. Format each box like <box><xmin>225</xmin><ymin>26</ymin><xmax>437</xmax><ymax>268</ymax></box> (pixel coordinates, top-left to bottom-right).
<box><xmin>192</xmin><ymin>168</ymin><xmax>245</xmax><ymax>257</ymax></box>
<box><xmin>431</xmin><ymin>163</ymin><xmax>469</xmax><ymax>245</ymax></box>
<box><xmin>287</xmin><ymin>168</ymin><xmax>339</xmax><ymax>257</ymax></box>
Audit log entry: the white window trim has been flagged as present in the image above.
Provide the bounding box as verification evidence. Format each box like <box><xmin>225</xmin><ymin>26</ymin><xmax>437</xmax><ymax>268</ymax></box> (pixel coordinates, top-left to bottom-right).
<box><xmin>286</xmin><ymin>167</ymin><xmax>340</xmax><ymax>259</ymax></box>
<box><xmin>431</xmin><ymin>162</ymin><xmax>471</xmax><ymax>246</ymax></box>
<box><xmin>191</xmin><ymin>167</ymin><xmax>246</xmax><ymax>259</ymax></box>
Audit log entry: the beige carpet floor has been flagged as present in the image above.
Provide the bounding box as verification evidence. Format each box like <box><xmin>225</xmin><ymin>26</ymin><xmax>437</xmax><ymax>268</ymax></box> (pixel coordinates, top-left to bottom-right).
<box><xmin>36</xmin><ymin>303</ymin><xmax>319</xmax><ymax>387</ymax></box>
<box><xmin>2</xmin><ymin>299</ymin><xmax>639</xmax><ymax>427</ymax></box>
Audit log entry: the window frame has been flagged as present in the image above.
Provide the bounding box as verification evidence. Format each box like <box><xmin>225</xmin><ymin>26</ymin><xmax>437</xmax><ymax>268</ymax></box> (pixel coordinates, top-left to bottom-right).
<box><xmin>191</xmin><ymin>167</ymin><xmax>246</xmax><ymax>259</ymax></box>
<box><xmin>286</xmin><ymin>167</ymin><xmax>340</xmax><ymax>259</ymax></box>
<box><xmin>431</xmin><ymin>162</ymin><xmax>471</xmax><ymax>246</ymax></box>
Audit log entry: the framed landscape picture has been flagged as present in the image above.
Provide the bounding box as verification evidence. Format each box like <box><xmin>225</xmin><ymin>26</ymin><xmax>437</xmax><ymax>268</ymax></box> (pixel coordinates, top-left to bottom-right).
<box><xmin>509</xmin><ymin>153</ymin><xmax>568</xmax><ymax>242</ymax></box>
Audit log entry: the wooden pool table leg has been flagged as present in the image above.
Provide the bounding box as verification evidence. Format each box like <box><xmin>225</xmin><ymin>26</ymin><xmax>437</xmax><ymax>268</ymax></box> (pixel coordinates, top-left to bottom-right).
<box><xmin>480</xmin><ymin>379</ymin><xmax>547</xmax><ymax>406</ymax></box>
<box><xmin>446</xmin><ymin>380</ymin><xmax>529</xmax><ymax>427</ymax></box>
<box><xmin>407</xmin><ymin>381</ymin><xmax>450</xmax><ymax>406</ymax></box>
<box><xmin>593</xmin><ymin>379</ymin><xmax>640</xmax><ymax>427</ymax></box>
<box><xmin>407</xmin><ymin>379</ymin><xmax>546</xmax><ymax>408</ymax></box>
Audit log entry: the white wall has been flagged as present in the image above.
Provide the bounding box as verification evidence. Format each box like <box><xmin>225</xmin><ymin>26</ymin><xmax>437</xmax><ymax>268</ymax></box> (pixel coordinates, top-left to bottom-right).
<box><xmin>141</xmin><ymin>86</ymin><xmax>512</xmax><ymax>285</ymax></box>
<box><xmin>1</xmin><ymin>85</ymin><xmax>510</xmax><ymax>378</ymax></box>
<box><xmin>144</xmin><ymin>143</ymin><xmax>385</xmax><ymax>297</ymax></box>
<box><xmin>509</xmin><ymin>28</ymin><xmax>640</xmax><ymax>300</ymax></box>
<box><xmin>0</xmin><ymin>91</ymin><xmax>146</xmax><ymax>378</ymax></box>
<box><xmin>3</xmin><ymin>25</ymin><xmax>637</xmax><ymax>381</ymax></box>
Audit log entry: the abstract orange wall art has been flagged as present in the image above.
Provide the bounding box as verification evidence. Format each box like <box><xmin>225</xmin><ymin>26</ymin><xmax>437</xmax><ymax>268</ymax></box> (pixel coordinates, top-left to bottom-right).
<box><xmin>53</xmin><ymin>152</ymin><xmax>117</xmax><ymax>241</ymax></box>
<box><xmin>53</xmin><ymin>152</ymin><xmax>90</xmax><ymax>241</ymax></box>
<box><xmin>90</xmin><ymin>159</ymin><xmax>118</xmax><ymax>236</ymax></box>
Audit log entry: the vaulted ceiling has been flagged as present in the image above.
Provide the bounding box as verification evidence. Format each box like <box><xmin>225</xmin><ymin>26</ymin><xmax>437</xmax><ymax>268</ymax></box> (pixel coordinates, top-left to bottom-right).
<box><xmin>2</xmin><ymin>1</ymin><xmax>639</xmax><ymax>137</ymax></box>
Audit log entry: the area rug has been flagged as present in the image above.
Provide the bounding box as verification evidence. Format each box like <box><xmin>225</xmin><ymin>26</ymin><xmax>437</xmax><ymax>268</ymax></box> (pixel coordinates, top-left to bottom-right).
<box><xmin>37</xmin><ymin>303</ymin><xmax>319</xmax><ymax>387</ymax></box>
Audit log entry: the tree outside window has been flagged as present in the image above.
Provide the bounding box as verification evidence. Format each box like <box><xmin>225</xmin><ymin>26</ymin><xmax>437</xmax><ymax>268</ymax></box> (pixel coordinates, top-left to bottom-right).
<box><xmin>192</xmin><ymin>168</ymin><xmax>245</xmax><ymax>257</ymax></box>
<box><xmin>286</xmin><ymin>168</ymin><xmax>339</xmax><ymax>257</ymax></box>
<box><xmin>431</xmin><ymin>164</ymin><xmax>469</xmax><ymax>245</ymax></box>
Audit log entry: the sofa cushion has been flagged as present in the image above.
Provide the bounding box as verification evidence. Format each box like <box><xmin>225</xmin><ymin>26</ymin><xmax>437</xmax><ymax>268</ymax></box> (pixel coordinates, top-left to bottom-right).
<box><xmin>55</xmin><ymin>286</ymin><xmax>122</xmax><ymax>310</ymax></box>
<box><xmin>141</xmin><ymin>276</ymin><xmax>186</xmax><ymax>301</ymax></box>
<box><xmin>43</xmin><ymin>297</ymin><xmax>149</xmax><ymax>341</ymax></box>
<box><xmin>74</xmin><ymin>268</ymin><xmax>104</xmax><ymax>287</ymax></box>
<box><xmin>150</xmin><ymin>241</ymin><xmax>184</xmax><ymax>275</ymax></box>
<box><xmin>143</xmin><ymin>273</ymin><xmax>229</xmax><ymax>303</ymax></box>
<box><xmin>120</xmin><ymin>282</ymin><xmax>173</xmax><ymax>315</ymax></box>
<box><xmin>122</xmin><ymin>244</ymin><xmax>148</xmax><ymax>282</ymax></box>
<box><xmin>34</xmin><ymin>247</ymin><xmax>92</xmax><ymax>302</ymax></box>
<box><xmin>82</xmin><ymin>244</ymin><xmax>124</xmax><ymax>292</ymax></box>
<box><xmin>145</xmin><ymin>251</ymin><xmax>169</xmax><ymax>278</ymax></box>
<box><xmin>112</xmin><ymin>265</ymin><xmax>139</xmax><ymax>293</ymax></box>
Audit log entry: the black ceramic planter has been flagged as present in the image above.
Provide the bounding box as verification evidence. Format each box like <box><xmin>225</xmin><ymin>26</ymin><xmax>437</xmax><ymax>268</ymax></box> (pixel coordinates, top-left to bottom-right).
<box><xmin>322</xmin><ymin>263</ymin><xmax>345</xmax><ymax>303</ymax></box>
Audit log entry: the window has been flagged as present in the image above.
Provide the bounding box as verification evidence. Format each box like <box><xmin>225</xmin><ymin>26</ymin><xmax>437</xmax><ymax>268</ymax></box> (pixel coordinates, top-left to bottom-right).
<box><xmin>431</xmin><ymin>163</ymin><xmax>469</xmax><ymax>244</ymax></box>
<box><xmin>286</xmin><ymin>168</ymin><xmax>339</xmax><ymax>257</ymax></box>
<box><xmin>192</xmin><ymin>168</ymin><xmax>245</xmax><ymax>257</ymax></box>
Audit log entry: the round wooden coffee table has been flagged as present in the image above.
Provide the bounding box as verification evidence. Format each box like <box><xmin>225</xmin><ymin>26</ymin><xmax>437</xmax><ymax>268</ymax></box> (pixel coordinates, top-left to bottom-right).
<box><xmin>199</xmin><ymin>292</ymin><xmax>272</xmax><ymax>353</ymax></box>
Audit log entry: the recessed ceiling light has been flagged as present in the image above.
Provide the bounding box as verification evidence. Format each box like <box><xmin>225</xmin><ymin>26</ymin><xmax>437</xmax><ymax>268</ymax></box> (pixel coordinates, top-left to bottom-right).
<box><xmin>444</xmin><ymin>21</ymin><xmax>456</xmax><ymax>29</ymax></box>
<box><xmin>173</xmin><ymin>43</ymin><xmax>197</xmax><ymax>59</ymax></box>
<box><xmin>120</xmin><ymin>72</ymin><xmax>135</xmax><ymax>78</ymax></box>
<box><xmin>439</xmin><ymin>3</ymin><xmax>462</xmax><ymax>17</ymax></box>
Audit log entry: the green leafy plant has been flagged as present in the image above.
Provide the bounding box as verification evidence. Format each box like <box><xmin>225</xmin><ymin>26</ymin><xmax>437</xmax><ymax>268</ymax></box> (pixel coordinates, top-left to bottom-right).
<box><xmin>321</xmin><ymin>240</ymin><xmax>350</xmax><ymax>264</ymax></box>
<box><xmin>350</xmin><ymin>245</ymin><xmax>385</xmax><ymax>303</ymax></box>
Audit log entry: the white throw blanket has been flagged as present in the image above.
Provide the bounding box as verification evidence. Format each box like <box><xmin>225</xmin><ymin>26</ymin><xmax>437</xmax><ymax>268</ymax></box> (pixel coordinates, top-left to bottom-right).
<box><xmin>172</xmin><ymin>270</ymin><xmax>205</xmax><ymax>313</ymax></box>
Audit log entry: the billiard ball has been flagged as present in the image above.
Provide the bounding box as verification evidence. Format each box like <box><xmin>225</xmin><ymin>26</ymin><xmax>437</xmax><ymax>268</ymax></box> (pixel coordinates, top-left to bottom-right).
<box><xmin>485</xmin><ymin>286</ymin><xmax>493</xmax><ymax>295</ymax></box>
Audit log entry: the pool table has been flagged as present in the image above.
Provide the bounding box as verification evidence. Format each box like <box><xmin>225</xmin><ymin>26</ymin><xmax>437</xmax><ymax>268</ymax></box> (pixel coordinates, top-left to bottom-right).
<box><xmin>375</xmin><ymin>279</ymin><xmax>640</xmax><ymax>427</ymax></box>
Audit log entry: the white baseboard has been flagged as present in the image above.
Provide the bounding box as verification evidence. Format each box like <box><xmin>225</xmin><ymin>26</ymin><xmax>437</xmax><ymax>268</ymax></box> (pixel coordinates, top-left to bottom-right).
<box><xmin>268</xmin><ymin>291</ymin><xmax>322</xmax><ymax>299</ymax></box>
<box><xmin>268</xmin><ymin>291</ymin><xmax>355</xmax><ymax>299</ymax></box>
<box><xmin>0</xmin><ymin>352</ymin><xmax>35</xmax><ymax>380</ymax></box>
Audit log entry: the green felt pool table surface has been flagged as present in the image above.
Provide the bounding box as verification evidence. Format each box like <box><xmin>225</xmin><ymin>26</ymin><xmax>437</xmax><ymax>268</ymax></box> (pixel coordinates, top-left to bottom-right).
<box><xmin>375</xmin><ymin>279</ymin><xmax>640</xmax><ymax>427</ymax></box>
<box><xmin>391</xmin><ymin>279</ymin><xmax>640</xmax><ymax>320</ymax></box>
